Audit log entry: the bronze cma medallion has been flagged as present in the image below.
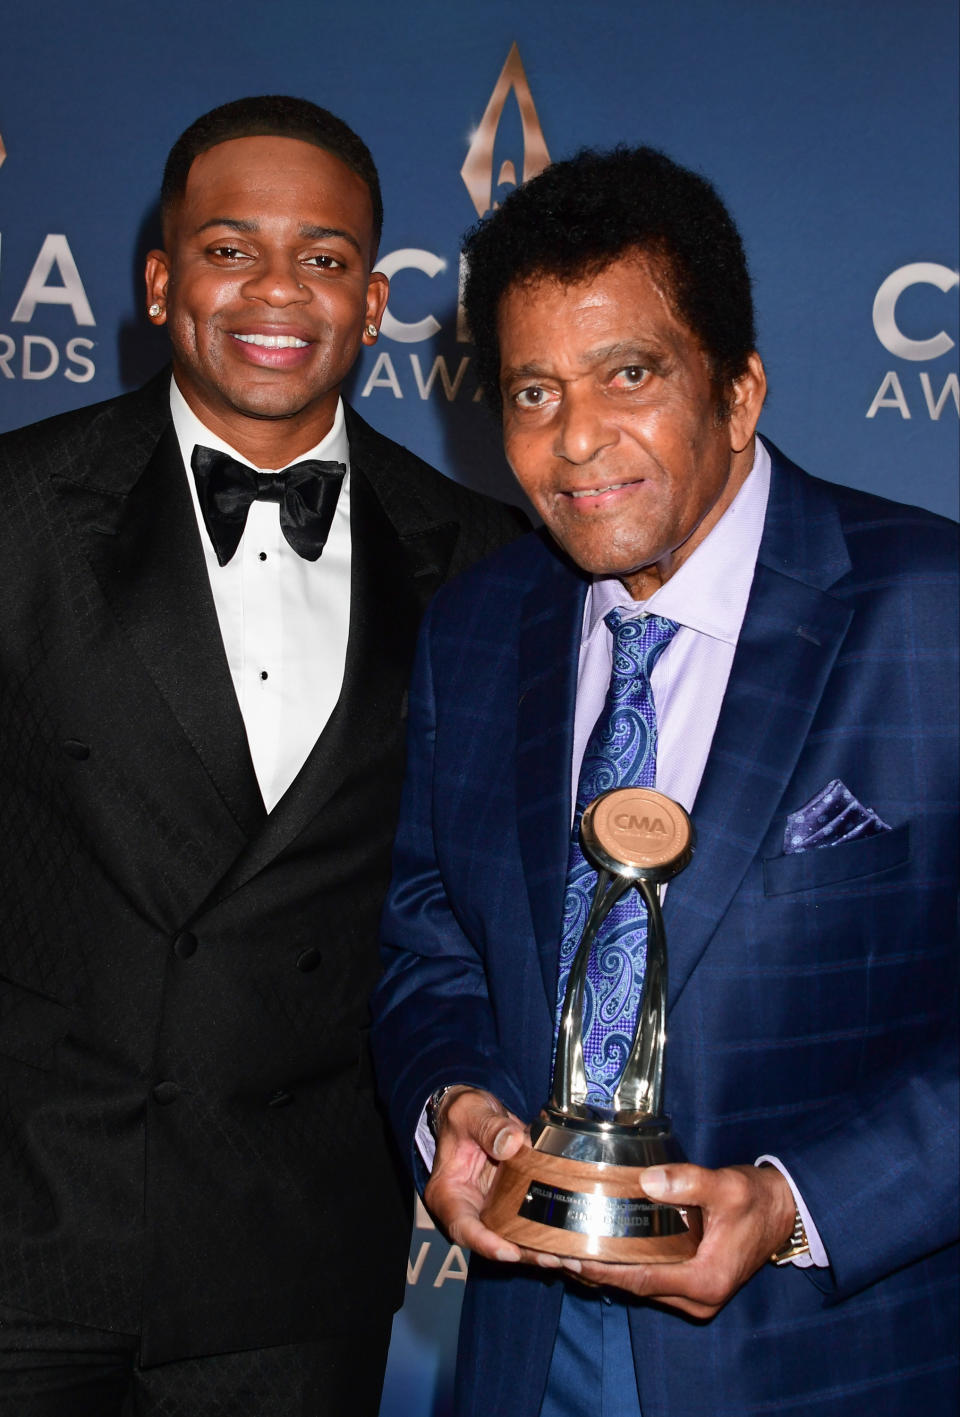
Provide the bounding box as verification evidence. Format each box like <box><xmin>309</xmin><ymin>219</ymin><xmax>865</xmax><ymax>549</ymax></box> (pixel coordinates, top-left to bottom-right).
<box><xmin>481</xmin><ymin>787</ymin><xmax>702</xmax><ymax>1263</ymax></box>
<box><xmin>583</xmin><ymin>787</ymin><xmax>693</xmax><ymax>878</ymax></box>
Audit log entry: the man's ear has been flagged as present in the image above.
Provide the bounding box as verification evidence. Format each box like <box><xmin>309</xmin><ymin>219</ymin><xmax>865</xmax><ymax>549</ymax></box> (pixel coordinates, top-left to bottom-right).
<box><xmin>144</xmin><ymin>251</ymin><xmax>170</xmax><ymax>324</ymax></box>
<box><xmin>727</xmin><ymin>352</ymin><xmax>767</xmax><ymax>453</ymax></box>
<box><xmin>362</xmin><ymin>270</ymin><xmax>390</xmax><ymax>344</ymax></box>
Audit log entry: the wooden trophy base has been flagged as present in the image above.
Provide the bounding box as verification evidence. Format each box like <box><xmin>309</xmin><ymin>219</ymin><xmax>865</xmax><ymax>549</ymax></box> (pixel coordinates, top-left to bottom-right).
<box><xmin>481</xmin><ymin>1141</ymin><xmax>701</xmax><ymax>1263</ymax></box>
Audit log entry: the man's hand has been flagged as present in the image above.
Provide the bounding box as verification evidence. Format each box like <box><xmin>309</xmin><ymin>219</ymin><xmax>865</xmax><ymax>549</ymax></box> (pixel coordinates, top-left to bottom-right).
<box><xmin>424</xmin><ymin>1087</ymin><xmax>566</xmax><ymax>1271</ymax></box>
<box><xmin>565</xmin><ymin>1162</ymin><xmax>798</xmax><ymax>1317</ymax></box>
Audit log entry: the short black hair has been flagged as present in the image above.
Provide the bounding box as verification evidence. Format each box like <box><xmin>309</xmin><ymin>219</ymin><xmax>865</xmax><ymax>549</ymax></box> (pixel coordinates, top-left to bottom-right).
<box><xmin>160</xmin><ymin>95</ymin><xmax>383</xmax><ymax>250</ymax></box>
<box><xmin>462</xmin><ymin>145</ymin><xmax>756</xmax><ymax>412</ymax></box>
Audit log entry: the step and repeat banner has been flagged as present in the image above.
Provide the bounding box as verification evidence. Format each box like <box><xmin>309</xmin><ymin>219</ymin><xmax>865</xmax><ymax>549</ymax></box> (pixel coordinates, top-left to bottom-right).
<box><xmin>1</xmin><ymin>1</ymin><xmax>957</xmax><ymax>1411</ymax></box>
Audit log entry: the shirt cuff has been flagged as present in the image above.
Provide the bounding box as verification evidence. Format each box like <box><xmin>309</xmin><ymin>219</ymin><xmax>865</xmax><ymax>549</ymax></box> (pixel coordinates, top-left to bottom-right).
<box><xmin>415</xmin><ymin>1101</ymin><xmax>437</xmax><ymax>1171</ymax></box>
<box><xmin>755</xmin><ymin>1155</ymin><xmax>829</xmax><ymax>1267</ymax></box>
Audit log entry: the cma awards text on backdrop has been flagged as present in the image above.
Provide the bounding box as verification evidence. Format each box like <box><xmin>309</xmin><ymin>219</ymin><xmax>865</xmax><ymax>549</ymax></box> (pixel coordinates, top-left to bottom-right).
<box><xmin>0</xmin><ymin>131</ymin><xmax>93</xmax><ymax>382</ymax></box>
<box><xmin>1</xmin><ymin>41</ymin><xmax>955</xmax><ymax>449</ymax></box>
<box><xmin>0</xmin><ymin>232</ymin><xmax>97</xmax><ymax>384</ymax></box>
<box><xmin>867</xmin><ymin>261</ymin><xmax>959</xmax><ymax>421</ymax></box>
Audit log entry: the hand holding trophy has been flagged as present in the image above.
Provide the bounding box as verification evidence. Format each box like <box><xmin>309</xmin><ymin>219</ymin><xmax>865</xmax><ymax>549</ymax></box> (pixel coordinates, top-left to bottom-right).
<box><xmin>481</xmin><ymin>784</ymin><xmax>701</xmax><ymax>1262</ymax></box>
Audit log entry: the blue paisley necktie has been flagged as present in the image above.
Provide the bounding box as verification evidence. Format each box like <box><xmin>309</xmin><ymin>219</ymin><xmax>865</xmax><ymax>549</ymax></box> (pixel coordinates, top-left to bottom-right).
<box><xmin>556</xmin><ymin>608</ymin><xmax>679</xmax><ymax>1106</ymax></box>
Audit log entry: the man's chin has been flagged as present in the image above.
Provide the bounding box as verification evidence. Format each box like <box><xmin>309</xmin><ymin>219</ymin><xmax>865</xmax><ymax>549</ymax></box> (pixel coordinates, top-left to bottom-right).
<box><xmin>546</xmin><ymin>529</ymin><xmax>651</xmax><ymax>583</ymax></box>
<box><xmin>221</xmin><ymin>390</ymin><xmax>331</xmax><ymax>424</ymax></box>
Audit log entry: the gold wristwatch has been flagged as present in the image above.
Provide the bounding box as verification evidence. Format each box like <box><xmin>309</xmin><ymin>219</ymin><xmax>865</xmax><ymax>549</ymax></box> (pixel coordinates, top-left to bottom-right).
<box><xmin>770</xmin><ymin>1205</ymin><xmax>810</xmax><ymax>1265</ymax></box>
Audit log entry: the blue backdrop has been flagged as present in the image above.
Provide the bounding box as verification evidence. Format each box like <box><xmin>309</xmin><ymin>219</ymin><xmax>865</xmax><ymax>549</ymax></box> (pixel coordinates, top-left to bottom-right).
<box><xmin>1</xmin><ymin>2</ymin><xmax>957</xmax><ymax>1411</ymax></box>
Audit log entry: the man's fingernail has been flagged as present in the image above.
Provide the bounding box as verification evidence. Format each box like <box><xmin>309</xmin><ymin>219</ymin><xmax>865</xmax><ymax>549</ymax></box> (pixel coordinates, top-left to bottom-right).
<box><xmin>492</xmin><ymin>1127</ymin><xmax>512</xmax><ymax>1158</ymax></box>
<box><xmin>536</xmin><ymin>1253</ymin><xmax>562</xmax><ymax>1268</ymax></box>
<box><xmin>641</xmin><ymin>1166</ymin><xmax>669</xmax><ymax>1198</ymax></box>
<box><xmin>495</xmin><ymin>1247</ymin><xmax>520</xmax><ymax>1263</ymax></box>
<box><xmin>561</xmin><ymin>1258</ymin><xmax>582</xmax><ymax>1273</ymax></box>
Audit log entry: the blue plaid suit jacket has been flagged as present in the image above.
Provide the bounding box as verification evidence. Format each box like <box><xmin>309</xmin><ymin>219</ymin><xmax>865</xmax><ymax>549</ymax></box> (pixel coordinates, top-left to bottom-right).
<box><xmin>373</xmin><ymin>442</ymin><xmax>959</xmax><ymax>1417</ymax></box>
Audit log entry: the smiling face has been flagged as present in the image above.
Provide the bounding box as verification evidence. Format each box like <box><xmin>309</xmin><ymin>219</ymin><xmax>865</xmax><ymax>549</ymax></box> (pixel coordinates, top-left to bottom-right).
<box><xmin>497</xmin><ymin>253</ymin><xmax>766</xmax><ymax>598</ymax></box>
<box><xmin>145</xmin><ymin>135</ymin><xmax>388</xmax><ymax>465</ymax></box>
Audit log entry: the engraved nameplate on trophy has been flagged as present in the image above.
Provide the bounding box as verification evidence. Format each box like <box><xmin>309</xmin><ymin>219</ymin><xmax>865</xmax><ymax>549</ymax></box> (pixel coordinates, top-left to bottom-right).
<box><xmin>481</xmin><ymin>786</ymin><xmax>701</xmax><ymax>1263</ymax></box>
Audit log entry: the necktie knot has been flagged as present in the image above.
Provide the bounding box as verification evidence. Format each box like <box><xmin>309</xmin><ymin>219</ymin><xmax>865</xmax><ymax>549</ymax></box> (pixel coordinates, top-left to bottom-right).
<box><xmin>603</xmin><ymin>608</ymin><xmax>680</xmax><ymax>691</ymax></box>
<box><xmin>191</xmin><ymin>445</ymin><xmax>346</xmax><ymax>565</ymax></box>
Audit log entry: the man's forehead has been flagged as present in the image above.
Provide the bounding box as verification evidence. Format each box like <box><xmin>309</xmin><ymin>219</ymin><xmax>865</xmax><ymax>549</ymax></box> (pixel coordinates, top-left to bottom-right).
<box><xmin>501</xmin><ymin>249</ymin><xmax>675</xmax><ymax>310</ymax></box>
<box><xmin>183</xmin><ymin>134</ymin><xmax>358</xmax><ymax>190</ymax></box>
<box><xmin>497</xmin><ymin>251</ymin><xmax>680</xmax><ymax>338</ymax></box>
<box><xmin>165</xmin><ymin>135</ymin><xmax>374</xmax><ymax>246</ymax></box>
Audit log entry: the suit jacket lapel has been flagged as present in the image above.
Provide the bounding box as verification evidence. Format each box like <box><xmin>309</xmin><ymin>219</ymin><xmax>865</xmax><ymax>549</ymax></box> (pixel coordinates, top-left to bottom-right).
<box><xmin>514</xmin><ymin>538</ymin><xmax>588</xmax><ymax>1008</ymax></box>
<box><xmin>663</xmin><ymin>446</ymin><xmax>854</xmax><ymax>1004</ymax></box>
<box><xmin>53</xmin><ymin>380</ymin><xmax>265</xmax><ymax>842</ymax></box>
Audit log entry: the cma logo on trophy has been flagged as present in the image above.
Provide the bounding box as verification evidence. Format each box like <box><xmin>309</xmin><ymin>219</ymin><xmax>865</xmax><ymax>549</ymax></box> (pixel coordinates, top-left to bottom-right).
<box><xmin>360</xmin><ymin>43</ymin><xmax>551</xmax><ymax>404</ymax></box>
<box><xmin>867</xmin><ymin>262</ymin><xmax>958</xmax><ymax>421</ymax></box>
<box><xmin>0</xmin><ymin>129</ymin><xmax>97</xmax><ymax>385</ymax></box>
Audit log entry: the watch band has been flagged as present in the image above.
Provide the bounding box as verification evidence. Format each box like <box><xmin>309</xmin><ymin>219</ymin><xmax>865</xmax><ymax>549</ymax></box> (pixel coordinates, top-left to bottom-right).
<box><xmin>426</xmin><ymin>1084</ymin><xmax>458</xmax><ymax>1139</ymax></box>
<box><xmin>770</xmin><ymin>1205</ymin><xmax>810</xmax><ymax>1265</ymax></box>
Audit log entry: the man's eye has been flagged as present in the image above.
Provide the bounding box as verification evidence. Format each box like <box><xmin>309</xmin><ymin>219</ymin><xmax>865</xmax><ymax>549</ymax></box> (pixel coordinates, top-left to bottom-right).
<box><xmin>304</xmin><ymin>254</ymin><xmax>342</xmax><ymax>270</ymax></box>
<box><xmin>209</xmin><ymin>245</ymin><xmax>247</xmax><ymax>260</ymax></box>
<box><xmin>611</xmin><ymin>365</ymin><xmax>647</xmax><ymax>389</ymax></box>
<box><xmin>513</xmin><ymin>386</ymin><xmax>550</xmax><ymax>408</ymax></box>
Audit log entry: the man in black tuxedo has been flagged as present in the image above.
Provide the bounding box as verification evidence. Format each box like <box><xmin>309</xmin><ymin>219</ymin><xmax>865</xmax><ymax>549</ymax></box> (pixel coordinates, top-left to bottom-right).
<box><xmin>0</xmin><ymin>96</ymin><xmax>520</xmax><ymax>1415</ymax></box>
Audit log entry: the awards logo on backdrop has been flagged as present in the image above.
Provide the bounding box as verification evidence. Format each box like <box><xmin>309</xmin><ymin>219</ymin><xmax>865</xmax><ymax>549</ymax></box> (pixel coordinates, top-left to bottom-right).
<box><xmin>460</xmin><ymin>42</ymin><xmax>551</xmax><ymax>219</ymax></box>
<box><xmin>358</xmin><ymin>44</ymin><xmax>551</xmax><ymax>412</ymax></box>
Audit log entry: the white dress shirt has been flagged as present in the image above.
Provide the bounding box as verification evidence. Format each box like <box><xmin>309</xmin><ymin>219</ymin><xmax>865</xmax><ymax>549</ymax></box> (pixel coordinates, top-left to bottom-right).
<box><xmin>170</xmin><ymin>378</ymin><xmax>352</xmax><ymax>813</ymax></box>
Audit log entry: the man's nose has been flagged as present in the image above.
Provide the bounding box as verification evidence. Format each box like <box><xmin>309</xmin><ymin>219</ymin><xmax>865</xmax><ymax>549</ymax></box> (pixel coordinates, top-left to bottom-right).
<box><xmin>242</xmin><ymin>254</ymin><xmax>308</xmax><ymax>306</ymax></box>
<box><xmin>553</xmin><ymin>386</ymin><xmax>617</xmax><ymax>465</ymax></box>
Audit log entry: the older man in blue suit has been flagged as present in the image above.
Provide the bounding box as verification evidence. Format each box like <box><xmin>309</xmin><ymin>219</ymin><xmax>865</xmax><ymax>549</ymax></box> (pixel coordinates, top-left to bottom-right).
<box><xmin>372</xmin><ymin>148</ymin><xmax>958</xmax><ymax>1417</ymax></box>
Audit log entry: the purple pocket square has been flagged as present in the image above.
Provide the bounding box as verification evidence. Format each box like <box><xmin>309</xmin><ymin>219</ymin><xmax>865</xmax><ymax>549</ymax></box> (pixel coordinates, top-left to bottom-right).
<box><xmin>784</xmin><ymin>779</ymin><xmax>891</xmax><ymax>855</ymax></box>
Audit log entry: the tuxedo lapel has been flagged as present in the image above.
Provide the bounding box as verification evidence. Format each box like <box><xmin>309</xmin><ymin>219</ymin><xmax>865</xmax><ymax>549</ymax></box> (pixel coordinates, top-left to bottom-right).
<box><xmin>52</xmin><ymin>386</ymin><xmax>265</xmax><ymax>842</ymax></box>
<box><xmin>514</xmin><ymin>539</ymin><xmax>588</xmax><ymax>1008</ymax></box>
<box><xmin>343</xmin><ymin>404</ymin><xmax>463</xmax><ymax>611</ymax></box>
<box><xmin>663</xmin><ymin>447</ymin><xmax>854</xmax><ymax>1004</ymax></box>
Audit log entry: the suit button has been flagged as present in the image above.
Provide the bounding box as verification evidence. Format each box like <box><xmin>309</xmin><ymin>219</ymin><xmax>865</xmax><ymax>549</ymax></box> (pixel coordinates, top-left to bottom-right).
<box><xmin>296</xmin><ymin>947</ymin><xmax>322</xmax><ymax>972</ymax></box>
<box><xmin>267</xmin><ymin>1089</ymin><xmax>294</xmax><ymax>1108</ymax></box>
<box><xmin>173</xmin><ymin>931</ymin><xmax>198</xmax><ymax>959</ymax></box>
<box><xmin>62</xmin><ymin>740</ymin><xmax>90</xmax><ymax>760</ymax></box>
<box><xmin>152</xmin><ymin>1081</ymin><xmax>181</xmax><ymax>1105</ymax></box>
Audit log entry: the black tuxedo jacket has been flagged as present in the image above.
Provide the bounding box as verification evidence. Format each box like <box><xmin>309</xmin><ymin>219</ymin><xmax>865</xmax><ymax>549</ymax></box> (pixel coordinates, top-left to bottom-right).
<box><xmin>0</xmin><ymin>372</ymin><xmax>521</xmax><ymax>1364</ymax></box>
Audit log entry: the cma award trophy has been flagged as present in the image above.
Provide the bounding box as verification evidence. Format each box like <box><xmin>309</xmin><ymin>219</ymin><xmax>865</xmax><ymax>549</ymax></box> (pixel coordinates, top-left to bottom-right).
<box><xmin>481</xmin><ymin>785</ymin><xmax>701</xmax><ymax>1263</ymax></box>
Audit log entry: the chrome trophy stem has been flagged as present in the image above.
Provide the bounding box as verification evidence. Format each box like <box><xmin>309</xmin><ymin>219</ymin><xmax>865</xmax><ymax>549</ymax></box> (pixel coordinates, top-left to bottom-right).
<box><xmin>549</xmin><ymin>868</ymin><xmax>632</xmax><ymax>1115</ymax></box>
<box><xmin>611</xmin><ymin>876</ymin><xmax>665</xmax><ymax>1119</ymax></box>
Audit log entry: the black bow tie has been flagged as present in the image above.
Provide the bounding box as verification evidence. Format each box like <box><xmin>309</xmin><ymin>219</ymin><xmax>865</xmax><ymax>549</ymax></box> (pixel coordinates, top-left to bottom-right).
<box><xmin>190</xmin><ymin>445</ymin><xmax>346</xmax><ymax>566</ymax></box>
